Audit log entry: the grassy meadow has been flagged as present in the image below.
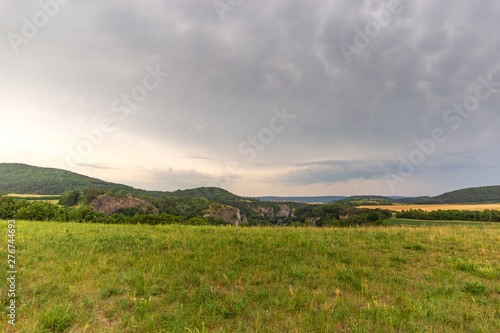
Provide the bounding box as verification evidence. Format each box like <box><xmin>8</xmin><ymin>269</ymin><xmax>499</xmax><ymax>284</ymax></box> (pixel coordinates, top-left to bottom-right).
<box><xmin>385</xmin><ymin>218</ymin><xmax>500</xmax><ymax>227</ymax></box>
<box><xmin>1</xmin><ymin>220</ymin><xmax>500</xmax><ymax>332</ymax></box>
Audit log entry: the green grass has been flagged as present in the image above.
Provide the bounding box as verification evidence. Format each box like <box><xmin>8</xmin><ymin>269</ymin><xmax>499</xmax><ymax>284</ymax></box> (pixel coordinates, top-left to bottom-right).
<box><xmin>385</xmin><ymin>218</ymin><xmax>499</xmax><ymax>227</ymax></box>
<box><xmin>1</xmin><ymin>220</ymin><xmax>500</xmax><ymax>332</ymax></box>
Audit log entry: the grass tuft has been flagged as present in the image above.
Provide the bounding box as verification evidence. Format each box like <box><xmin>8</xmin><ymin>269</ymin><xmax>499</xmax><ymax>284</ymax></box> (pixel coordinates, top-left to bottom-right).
<box><xmin>38</xmin><ymin>304</ymin><xmax>73</xmax><ymax>332</ymax></box>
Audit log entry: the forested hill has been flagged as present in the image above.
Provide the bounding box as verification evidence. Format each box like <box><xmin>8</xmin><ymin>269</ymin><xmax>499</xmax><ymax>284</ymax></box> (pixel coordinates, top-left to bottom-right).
<box><xmin>398</xmin><ymin>185</ymin><xmax>500</xmax><ymax>204</ymax></box>
<box><xmin>0</xmin><ymin>164</ymin><xmax>307</xmax><ymax>224</ymax></box>
<box><xmin>2</xmin><ymin>163</ymin><xmax>500</xmax><ymax>205</ymax></box>
<box><xmin>0</xmin><ymin>163</ymin><xmax>163</xmax><ymax>196</ymax></box>
<box><xmin>429</xmin><ymin>185</ymin><xmax>500</xmax><ymax>204</ymax></box>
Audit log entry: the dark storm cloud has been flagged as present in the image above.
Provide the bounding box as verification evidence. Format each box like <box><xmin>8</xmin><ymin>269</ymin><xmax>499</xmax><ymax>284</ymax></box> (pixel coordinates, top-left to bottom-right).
<box><xmin>277</xmin><ymin>150</ymin><xmax>500</xmax><ymax>187</ymax></box>
<box><xmin>1</xmin><ymin>0</ymin><xmax>499</xmax><ymax>194</ymax></box>
<box><xmin>275</xmin><ymin>160</ymin><xmax>398</xmax><ymax>185</ymax></box>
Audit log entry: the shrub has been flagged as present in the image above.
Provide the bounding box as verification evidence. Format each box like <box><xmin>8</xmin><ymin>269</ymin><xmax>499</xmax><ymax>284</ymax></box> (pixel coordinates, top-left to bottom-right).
<box><xmin>39</xmin><ymin>305</ymin><xmax>73</xmax><ymax>332</ymax></box>
<box><xmin>0</xmin><ymin>196</ymin><xmax>16</xmax><ymax>219</ymax></box>
<box><xmin>14</xmin><ymin>201</ymin><xmax>56</xmax><ymax>221</ymax></box>
<box><xmin>188</xmin><ymin>217</ymin><xmax>210</xmax><ymax>226</ymax></box>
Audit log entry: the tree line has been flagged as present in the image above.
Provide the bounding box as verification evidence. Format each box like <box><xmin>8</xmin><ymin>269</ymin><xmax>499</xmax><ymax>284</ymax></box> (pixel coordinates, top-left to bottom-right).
<box><xmin>396</xmin><ymin>209</ymin><xmax>500</xmax><ymax>222</ymax></box>
<box><xmin>0</xmin><ymin>194</ymin><xmax>393</xmax><ymax>227</ymax></box>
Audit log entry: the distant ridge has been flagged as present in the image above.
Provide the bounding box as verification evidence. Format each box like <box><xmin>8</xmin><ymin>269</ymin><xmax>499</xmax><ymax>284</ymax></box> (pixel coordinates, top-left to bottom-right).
<box><xmin>255</xmin><ymin>196</ymin><xmax>346</xmax><ymax>203</ymax></box>
<box><xmin>255</xmin><ymin>195</ymin><xmax>407</xmax><ymax>203</ymax></box>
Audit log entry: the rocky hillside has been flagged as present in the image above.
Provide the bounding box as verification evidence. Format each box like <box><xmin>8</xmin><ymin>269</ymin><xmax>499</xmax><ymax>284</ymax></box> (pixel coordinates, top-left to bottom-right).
<box><xmin>254</xmin><ymin>205</ymin><xmax>295</xmax><ymax>218</ymax></box>
<box><xmin>204</xmin><ymin>205</ymin><xmax>247</xmax><ymax>226</ymax></box>
<box><xmin>89</xmin><ymin>194</ymin><xmax>159</xmax><ymax>216</ymax></box>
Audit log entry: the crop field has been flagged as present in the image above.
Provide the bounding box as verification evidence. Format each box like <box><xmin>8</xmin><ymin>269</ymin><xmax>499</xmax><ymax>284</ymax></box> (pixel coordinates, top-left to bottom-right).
<box><xmin>6</xmin><ymin>194</ymin><xmax>60</xmax><ymax>198</ymax></box>
<box><xmin>1</xmin><ymin>220</ymin><xmax>500</xmax><ymax>332</ymax></box>
<box><xmin>5</xmin><ymin>194</ymin><xmax>60</xmax><ymax>204</ymax></box>
<box><xmin>359</xmin><ymin>203</ymin><xmax>500</xmax><ymax>212</ymax></box>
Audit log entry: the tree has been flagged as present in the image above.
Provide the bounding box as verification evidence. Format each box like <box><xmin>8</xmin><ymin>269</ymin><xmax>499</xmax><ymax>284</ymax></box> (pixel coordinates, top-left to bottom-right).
<box><xmin>83</xmin><ymin>188</ymin><xmax>105</xmax><ymax>205</ymax></box>
<box><xmin>58</xmin><ymin>190</ymin><xmax>80</xmax><ymax>207</ymax></box>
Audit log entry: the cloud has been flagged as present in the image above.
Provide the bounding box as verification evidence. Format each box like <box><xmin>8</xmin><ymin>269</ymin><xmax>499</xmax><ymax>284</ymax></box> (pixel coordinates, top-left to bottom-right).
<box><xmin>77</xmin><ymin>163</ymin><xmax>116</xmax><ymax>170</ymax></box>
<box><xmin>0</xmin><ymin>0</ymin><xmax>499</xmax><ymax>196</ymax></box>
<box><xmin>144</xmin><ymin>167</ymin><xmax>240</xmax><ymax>192</ymax></box>
<box><xmin>275</xmin><ymin>160</ymin><xmax>397</xmax><ymax>186</ymax></box>
<box><xmin>183</xmin><ymin>156</ymin><xmax>212</xmax><ymax>160</ymax></box>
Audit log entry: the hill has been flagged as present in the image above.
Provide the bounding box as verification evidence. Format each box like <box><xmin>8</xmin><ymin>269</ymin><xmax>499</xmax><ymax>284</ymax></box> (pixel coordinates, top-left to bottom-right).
<box><xmin>0</xmin><ymin>163</ymin><xmax>165</xmax><ymax>196</ymax></box>
<box><xmin>0</xmin><ymin>164</ymin><xmax>304</xmax><ymax>224</ymax></box>
<box><xmin>173</xmin><ymin>187</ymin><xmax>306</xmax><ymax>222</ymax></box>
<box><xmin>397</xmin><ymin>185</ymin><xmax>500</xmax><ymax>204</ymax></box>
<box><xmin>2</xmin><ymin>163</ymin><xmax>500</xmax><ymax>208</ymax></box>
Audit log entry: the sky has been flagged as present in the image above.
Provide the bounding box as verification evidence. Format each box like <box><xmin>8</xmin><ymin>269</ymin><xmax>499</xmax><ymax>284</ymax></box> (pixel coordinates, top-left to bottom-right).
<box><xmin>1</xmin><ymin>0</ymin><xmax>499</xmax><ymax>197</ymax></box>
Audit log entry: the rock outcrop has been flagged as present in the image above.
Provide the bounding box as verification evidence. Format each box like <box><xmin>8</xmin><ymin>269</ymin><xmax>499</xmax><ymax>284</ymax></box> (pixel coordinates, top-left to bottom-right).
<box><xmin>276</xmin><ymin>205</ymin><xmax>294</xmax><ymax>218</ymax></box>
<box><xmin>89</xmin><ymin>194</ymin><xmax>158</xmax><ymax>216</ymax></box>
<box><xmin>204</xmin><ymin>205</ymin><xmax>247</xmax><ymax>226</ymax></box>
<box><xmin>258</xmin><ymin>207</ymin><xmax>274</xmax><ymax>218</ymax></box>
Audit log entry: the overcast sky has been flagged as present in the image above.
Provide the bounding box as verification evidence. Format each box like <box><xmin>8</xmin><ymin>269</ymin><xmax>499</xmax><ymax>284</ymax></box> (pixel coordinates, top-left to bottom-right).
<box><xmin>1</xmin><ymin>0</ymin><xmax>499</xmax><ymax>197</ymax></box>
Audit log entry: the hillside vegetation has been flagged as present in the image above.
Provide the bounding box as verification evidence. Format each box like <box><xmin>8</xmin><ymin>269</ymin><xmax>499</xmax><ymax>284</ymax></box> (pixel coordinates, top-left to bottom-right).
<box><xmin>397</xmin><ymin>186</ymin><xmax>500</xmax><ymax>204</ymax></box>
<box><xmin>1</xmin><ymin>221</ymin><xmax>499</xmax><ymax>332</ymax></box>
<box><xmin>0</xmin><ymin>163</ymin><xmax>127</xmax><ymax>195</ymax></box>
<box><xmin>174</xmin><ymin>187</ymin><xmax>306</xmax><ymax>224</ymax></box>
<box><xmin>0</xmin><ymin>195</ymin><xmax>391</xmax><ymax>227</ymax></box>
<box><xmin>2</xmin><ymin>164</ymin><xmax>500</xmax><ymax>226</ymax></box>
<box><xmin>0</xmin><ymin>163</ymin><xmax>164</xmax><ymax>197</ymax></box>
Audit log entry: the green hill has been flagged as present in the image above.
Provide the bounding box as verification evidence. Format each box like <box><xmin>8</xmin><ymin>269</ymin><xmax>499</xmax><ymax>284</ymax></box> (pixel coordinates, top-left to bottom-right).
<box><xmin>0</xmin><ymin>164</ymin><xmax>302</xmax><ymax>223</ymax></box>
<box><xmin>398</xmin><ymin>185</ymin><xmax>500</xmax><ymax>204</ymax></box>
<box><xmin>2</xmin><ymin>163</ymin><xmax>500</xmax><ymax>207</ymax></box>
<box><xmin>0</xmin><ymin>163</ymin><xmax>161</xmax><ymax>196</ymax></box>
<box><xmin>173</xmin><ymin>187</ymin><xmax>306</xmax><ymax>221</ymax></box>
<box><xmin>429</xmin><ymin>185</ymin><xmax>500</xmax><ymax>204</ymax></box>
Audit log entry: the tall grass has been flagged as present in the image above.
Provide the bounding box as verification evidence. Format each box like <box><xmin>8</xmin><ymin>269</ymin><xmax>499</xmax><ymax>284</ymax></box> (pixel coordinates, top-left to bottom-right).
<box><xmin>1</xmin><ymin>221</ymin><xmax>499</xmax><ymax>332</ymax></box>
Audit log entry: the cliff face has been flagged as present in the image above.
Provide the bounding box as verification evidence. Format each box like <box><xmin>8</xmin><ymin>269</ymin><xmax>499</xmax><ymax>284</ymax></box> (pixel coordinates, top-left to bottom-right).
<box><xmin>204</xmin><ymin>205</ymin><xmax>247</xmax><ymax>226</ymax></box>
<box><xmin>256</xmin><ymin>205</ymin><xmax>294</xmax><ymax>219</ymax></box>
<box><xmin>89</xmin><ymin>194</ymin><xmax>158</xmax><ymax>216</ymax></box>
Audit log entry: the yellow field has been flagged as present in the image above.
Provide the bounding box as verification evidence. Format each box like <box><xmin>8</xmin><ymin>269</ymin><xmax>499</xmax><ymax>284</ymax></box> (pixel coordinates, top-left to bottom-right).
<box><xmin>5</xmin><ymin>194</ymin><xmax>60</xmax><ymax>204</ymax></box>
<box><xmin>44</xmin><ymin>199</ymin><xmax>61</xmax><ymax>204</ymax></box>
<box><xmin>359</xmin><ymin>203</ymin><xmax>500</xmax><ymax>212</ymax></box>
<box><xmin>6</xmin><ymin>193</ymin><xmax>59</xmax><ymax>198</ymax></box>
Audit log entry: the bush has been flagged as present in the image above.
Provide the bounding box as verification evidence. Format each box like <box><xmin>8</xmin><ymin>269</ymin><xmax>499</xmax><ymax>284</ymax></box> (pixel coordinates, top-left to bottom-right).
<box><xmin>0</xmin><ymin>196</ymin><xmax>16</xmax><ymax>219</ymax></box>
<box><xmin>188</xmin><ymin>217</ymin><xmax>210</xmax><ymax>226</ymax></box>
<box><xmin>14</xmin><ymin>201</ymin><xmax>56</xmax><ymax>221</ymax></box>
